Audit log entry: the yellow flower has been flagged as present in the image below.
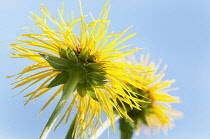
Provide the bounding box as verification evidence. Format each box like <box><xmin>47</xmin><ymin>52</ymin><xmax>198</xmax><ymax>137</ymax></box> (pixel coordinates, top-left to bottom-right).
<box><xmin>119</xmin><ymin>54</ymin><xmax>182</xmax><ymax>137</ymax></box>
<box><xmin>9</xmin><ymin>0</ymin><xmax>146</xmax><ymax>138</ymax></box>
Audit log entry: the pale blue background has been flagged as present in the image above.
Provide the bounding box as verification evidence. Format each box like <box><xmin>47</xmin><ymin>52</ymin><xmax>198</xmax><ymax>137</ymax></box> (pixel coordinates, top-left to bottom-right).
<box><xmin>1</xmin><ymin>0</ymin><xmax>210</xmax><ymax>139</ymax></box>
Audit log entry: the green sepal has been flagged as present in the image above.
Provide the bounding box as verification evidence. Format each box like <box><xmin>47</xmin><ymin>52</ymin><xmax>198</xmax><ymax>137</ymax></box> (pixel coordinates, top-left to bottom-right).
<box><xmin>88</xmin><ymin>72</ymin><xmax>108</xmax><ymax>87</ymax></box>
<box><xmin>39</xmin><ymin>53</ymin><xmax>70</xmax><ymax>70</ymax></box>
<box><xmin>47</xmin><ymin>71</ymin><xmax>68</xmax><ymax>88</ymax></box>
<box><xmin>91</xmin><ymin>84</ymin><xmax>105</xmax><ymax>88</ymax></box>
<box><xmin>88</xmin><ymin>72</ymin><xmax>107</xmax><ymax>81</ymax></box>
<box><xmin>94</xmin><ymin>69</ymin><xmax>107</xmax><ymax>75</ymax></box>
<box><xmin>86</xmin><ymin>83</ymin><xmax>98</xmax><ymax>101</ymax></box>
<box><xmin>58</xmin><ymin>47</ymin><xmax>68</xmax><ymax>59</ymax></box>
<box><xmin>85</xmin><ymin>63</ymin><xmax>105</xmax><ymax>70</ymax></box>
<box><xmin>128</xmin><ymin>107</ymin><xmax>149</xmax><ymax>126</ymax></box>
<box><xmin>119</xmin><ymin>118</ymin><xmax>134</xmax><ymax>139</ymax></box>
<box><xmin>138</xmin><ymin>114</ymin><xmax>148</xmax><ymax>126</ymax></box>
<box><xmin>89</xmin><ymin>79</ymin><xmax>108</xmax><ymax>88</ymax></box>
<box><xmin>79</xmin><ymin>47</ymin><xmax>88</xmax><ymax>62</ymax></box>
<box><xmin>144</xmin><ymin>107</ymin><xmax>154</xmax><ymax>115</ymax></box>
<box><xmin>87</xmin><ymin>55</ymin><xmax>95</xmax><ymax>62</ymax></box>
<box><xmin>77</xmin><ymin>83</ymin><xmax>87</xmax><ymax>97</ymax></box>
<box><xmin>66</xmin><ymin>47</ymin><xmax>78</xmax><ymax>63</ymax></box>
<box><xmin>128</xmin><ymin>109</ymin><xmax>140</xmax><ymax>127</ymax></box>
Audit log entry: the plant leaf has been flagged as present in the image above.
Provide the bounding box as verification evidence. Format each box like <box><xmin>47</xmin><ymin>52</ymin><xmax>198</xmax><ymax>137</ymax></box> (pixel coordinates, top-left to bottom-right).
<box><xmin>39</xmin><ymin>53</ymin><xmax>70</xmax><ymax>70</ymax></box>
<box><xmin>47</xmin><ymin>71</ymin><xmax>69</xmax><ymax>88</ymax></box>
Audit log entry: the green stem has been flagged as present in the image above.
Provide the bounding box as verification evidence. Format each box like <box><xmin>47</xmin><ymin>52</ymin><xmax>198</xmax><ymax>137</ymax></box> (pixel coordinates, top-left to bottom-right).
<box><xmin>40</xmin><ymin>68</ymin><xmax>84</xmax><ymax>139</ymax></box>
<box><xmin>65</xmin><ymin>114</ymin><xmax>77</xmax><ymax>139</ymax></box>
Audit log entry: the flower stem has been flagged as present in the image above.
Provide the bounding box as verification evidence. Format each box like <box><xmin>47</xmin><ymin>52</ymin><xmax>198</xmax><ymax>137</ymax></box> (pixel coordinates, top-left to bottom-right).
<box><xmin>65</xmin><ymin>113</ymin><xmax>88</xmax><ymax>139</ymax></box>
<box><xmin>40</xmin><ymin>68</ymin><xmax>84</xmax><ymax>139</ymax></box>
<box><xmin>65</xmin><ymin>114</ymin><xmax>76</xmax><ymax>139</ymax></box>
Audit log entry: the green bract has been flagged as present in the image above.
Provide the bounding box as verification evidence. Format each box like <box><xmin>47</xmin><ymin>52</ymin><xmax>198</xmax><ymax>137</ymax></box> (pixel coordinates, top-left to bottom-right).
<box><xmin>39</xmin><ymin>47</ymin><xmax>108</xmax><ymax>100</ymax></box>
<box><xmin>117</xmin><ymin>87</ymin><xmax>153</xmax><ymax>139</ymax></box>
<box><xmin>47</xmin><ymin>71</ymin><xmax>68</xmax><ymax>88</ymax></box>
<box><xmin>39</xmin><ymin>53</ymin><xmax>70</xmax><ymax>70</ymax></box>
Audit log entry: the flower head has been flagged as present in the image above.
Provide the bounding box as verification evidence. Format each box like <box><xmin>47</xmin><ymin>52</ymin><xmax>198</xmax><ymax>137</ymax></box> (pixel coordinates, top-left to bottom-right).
<box><xmin>9</xmin><ymin>0</ymin><xmax>146</xmax><ymax>138</ymax></box>
<box><xmin>118</xmin><ymin>54</ymin><xmax>182</xmax><ymax>137</ymax></box>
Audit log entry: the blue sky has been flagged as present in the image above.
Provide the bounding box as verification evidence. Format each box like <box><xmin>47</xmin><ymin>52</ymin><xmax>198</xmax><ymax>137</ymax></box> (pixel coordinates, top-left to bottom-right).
<box><xmin>1</xmin><ymin>0</ymin><xmax>210</xmax><ymax>139</ymax></box>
